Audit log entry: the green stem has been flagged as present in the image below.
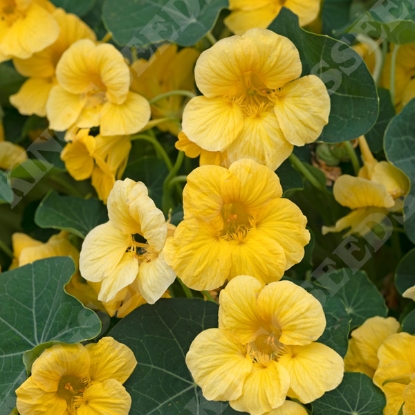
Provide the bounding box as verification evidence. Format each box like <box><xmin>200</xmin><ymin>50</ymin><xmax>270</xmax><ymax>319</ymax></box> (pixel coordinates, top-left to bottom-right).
<box><xmin>289</xmin><ymin>153</ymin><xmax>326</xmax><ymax>192</ymax></box>
<box><xmin>49</xmin><ymin>175</ymin><xmax>84</xmax><ymax>198</ymax></box>
<box><xmin>202</xmin><ymin>290</ymin><xmax>217</xmax><ymax>303</ymax></box>
<box><xmin>205</xmin><ymin>31</ymin><xmax>217</xmax><ymax>45</ymax></box>
<box><xmin>149</xmin><ymin>90</ymin><xmax>196</xmax><ymax>105</ymax></box>
<box><xmin>168</xmin><ymin>175</ymin><xmax>187</xmax><ymax>190</ymax></box>
<box><xmin>390</xmin><ymin>44</ymin><xmax>400</xmax><ymax>104</ymax></box>
<box><xmin>162</xmin><ymin>151</ymin><xmax>184</xmax><ymax>213</ymax></box>
<box><xmin>344</xmin><ymin>140</ymin><xmax>360</xmax><ymax>176</ymax></box>
<box><xmin>0</xmin><ymin>239</ymin><xmax>13</xmax><ymax>258</ymax></box>
<box><xmin>178</xmin><ymin>278</ymin><xmax>193</xmax><ymax>298</ymax></box>
<box><xmin>391</xmin><ymin>229</ymin><xmax>402</xmax><ymax>260</ymax></box>
<box><xmin>130</xmin><ymin>134</ymin><xmax>173</xmax><ymax>171</ymax></box>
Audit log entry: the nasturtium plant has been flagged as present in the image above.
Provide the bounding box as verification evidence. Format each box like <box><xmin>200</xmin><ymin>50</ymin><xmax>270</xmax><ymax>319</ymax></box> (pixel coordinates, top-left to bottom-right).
<box><xmin>1</xmin><ymin>1</ymin><xmax>415</xmax><ymax>414</ymax></box>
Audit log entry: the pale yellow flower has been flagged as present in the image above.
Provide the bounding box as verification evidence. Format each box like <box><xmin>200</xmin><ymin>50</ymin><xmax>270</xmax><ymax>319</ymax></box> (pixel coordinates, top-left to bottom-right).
<box><xmin>182</xmin><ymin>28</ymin><xmax>330</xmax><ymax>170</ymax></box>
<box><xmin>0</xmin><ymin>141</ymin><xmax>27</xmax><ymax>170</ymax></box>
<box><xmin>16</xmin><ymin>337</ymin><xmax>136</xmax><ymax>415</ymax></box>
<box><xmin>164</xmin><ymin>158</ymin><xmax>310</xmax><ymax>290</ymax></box>
<box><xmin>61</xmin><ymin>129</ymin><xmax>131</xmax><ymax>203</ymax></box>
<box><xmin>403</xmin><ymin>286</ymin><xmax>415</xmax><ymax>301</ymax></box>
<box><xmin>46</xmin><ymin>39</ymin><xmax>151</xmax><ymax>135</ymax></box>
<box><xmin>186</xmin><ymin>276</ymin><xmax>343</xmax><ymax>415</ymax></box>
<box><xmin>373</xmin><ymin>333</ymin><xmax>415</xmax><ymax>415</ymax></box>
<box><xmin>0</xmin><ymin>0</ymin><xmax>58</xmax><ymax>62</ymax></box>
<box><xmin>10</xmin><ymin>8</ymin><xmax>96</xmax><ymax>117</ymax></box>
<box><xmin>322</xmin><ymin>136</ymin><xmax>409</xmax><ymax>236</ymax></box>
<box><xmin>130</xmin><ymin>44</ymin><xmax>199</xmax><ymax>135</ymax></box>
<box><xmin>224</xmin><ymin>0</ymin><xmax>321</xmax><ymax>35</ymax></box>
<box><xmin>344</xmin><ymin>316</ymin><xmax>400</xmax><ymax>378</ymax></box>
<box><xmin>80</xmin><ymin>178</ymin><xmax>176</xmax><ymax>303</ymax></box>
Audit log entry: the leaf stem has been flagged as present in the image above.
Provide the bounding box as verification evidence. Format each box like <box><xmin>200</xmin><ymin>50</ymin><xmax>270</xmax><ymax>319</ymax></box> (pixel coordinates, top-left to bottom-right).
<box><xmin>168</xmin><ymin>175</ymin><xmax>187</xmax><ymax>190</ymax></box>
<box><xmin>390</xmin><ymin>44</ymin><xmax>400</xmax><ymax>104</ymax></box>
<box><xmin>202</xmin><ymin>290</ymin><xmax>217</xmax><ymax>303</ymax></box>
<box><xmin>0</xmin><ymin>238</ymin><xmax>13</xmax><ymax>258</ymax></box>
<box><xmin>344</xmin><ymin>140</ymin><xmax>360</xmax><ymax>176</ymax></box>
<box><xmin>130</xmin><ymin>134</ymin><xmax>173</xmax><ymax>171</ymax></box>
<box><xmin>49</xmin><ymin>174</ymin><xmax>85</xmax><ymax>198</ymax></box>
<box><xmin>162</xmin><ymin>151</ymin><xmax>184</xmax><ymax>213</ymax></box>
<box><xmin>205</xmin><ymin>31</ymin><xmax>217</xmax><ymax>45</ymax></box>
<box><xmin>149</xmin><ymin>90</ymin><xmax>196</xmax><ymax>105</ymax></box>
<box><xmin>289</xmin><ymin>153</ymin><xmax>325</xmax><ymax>192</ymax></box>
<box><xmin>178</xmin><ymin>278</ymin><xmax>193</xmax><ymax>298</ymax></box>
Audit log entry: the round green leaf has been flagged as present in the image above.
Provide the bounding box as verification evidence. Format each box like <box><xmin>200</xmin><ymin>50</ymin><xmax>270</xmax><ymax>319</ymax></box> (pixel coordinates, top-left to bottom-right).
<box><xmin>51</xmin><ymin>0</ymin><xmax>95</xmax><ymax>16</ymax></box>
<box><xmin>102</xmin><ymin>0</ymin><xmax>228</xmax><ymax>47</ymax></box>
<box><xmin>109</xmin><ymin>298</ymin><xmax>242</xmax><ymax>414</ymax></box>
<box><xmin>313</xmin><ymin>372</ymin><xmax>386</xmax><ymax>414</ymax></box>
<box><xmin>268</xmin><ymin>8</ymin><xmax>379</xmax><ymax>143</ymax></box>
<box><xmin>0</xmin><ymin>171</ymin><xmax>13</xmax><ymax>204</ymax></box>
<box><xmin>402</xmin><ymin>309</ymin><xmax>415</xmax><ymax>334</ymax></box>
<box><xmin>395</xmin><ymin>248</ymin><xmax>415</xmax><ymax>296</ymax></box>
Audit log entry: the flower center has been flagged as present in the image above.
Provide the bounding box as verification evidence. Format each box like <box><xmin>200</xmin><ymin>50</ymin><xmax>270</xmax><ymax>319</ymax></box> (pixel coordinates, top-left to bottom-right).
<box><xmin>58</xmin><ymin>375</ymin><xmax>88</xmax><ymax>404</ymax></box>
<box><xmin>221</xmin><ymin>202</ymin><xmax>253</xmax><ymax>241</ymax></box>
<box><xmin>129</xmin><ymin>234</ymin><xmax>157</xmax><ymax>264</ymax></box>
<box><xmin>1</xmin><ymin>0</ymin><xmax>22</xmax><ymax>25</ymax></box>
<box><xmin>82</xmin><ymin>77</ymin><xmax>107</xmax><ymax>108</ymax></box>
<box><xmin>247</xmin><ymin>332</ymin><xmax>285</xmax><ymax>365</ymax></box>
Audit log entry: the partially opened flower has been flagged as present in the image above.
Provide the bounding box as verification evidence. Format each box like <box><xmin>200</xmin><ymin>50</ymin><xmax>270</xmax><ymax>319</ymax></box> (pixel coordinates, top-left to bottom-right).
<box><xmin>10</xmin><ymin>8</ymin><xmax>96</xmax><ymax>117</ymax></box>
<box><xmin>131</xmin><ymin>44</ymin><xmax>199</xmax><ymax>135</ymax></box>
<box><xmin>373</xmin><ymin>333</ymin><xmax>415</xmax><ymax>415</ymax></box>
<box><xmin>186</xmin><ymin>276</ymin><xmax>344</xmax><ymax>414</ymax></box>
<box><xmin>0</xmin><ymin>140</ymin><xmax>27</xmax><ymax>170</ymax></box>
<box><xmin>0</xmin><ymin>0</ymin><xmax>58</xmax><ymax>62</ymax></box>
<box><xmin>344</xmin><ymin>316</ymin><xmax>400</xmax><ymax>378</ymax></box>
<box><xmin>164</xmin><ymin>158</ymin><xmax>310</xmax><ymax>290</ymax></box>
<box><xmin>80</xmin><ymin>178</ymin><xmax>176</xmax><ymax>304</ymax></box>
<box><xmin>322</xmin><ymin>136</ymin><xmax>409</xmax><ymax>236</ymax></box>
<box><xmin>16</xmin><ymin>337</ymin><xmax>136</xmax><ymax>415</ymax></box>
<box><xmin>224</xmin><ymin>0</ymin><xmax>321</xmax><ymax>35</ymax></box>
<box><xmin>181</xmin><ymin>28</ymin><xmax>330</xmax><ymax>170</ymax></box>
<box><xmin>46</xmin><ymin>39</ymin><xmax>151</xmax><ymax>135</ymax></box>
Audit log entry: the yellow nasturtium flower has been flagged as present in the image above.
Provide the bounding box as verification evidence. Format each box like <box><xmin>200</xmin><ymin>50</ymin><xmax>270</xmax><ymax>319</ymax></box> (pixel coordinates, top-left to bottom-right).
<box><xmin>344</xmin><ymin>316</ymin><xmax>400</xmax><ymax>378</ymax></box>
<box><xmin>61</xmin><ymin>129</ymin><xmax>131</xmax><ymax>203</ymax></box>
<box><xmin>16</xmin><ymin>337</ymin><xmax>136</xmax><ymax>415</ymax></box>
<box><xmin>46</xmin><ymin>39</ymin><xmax>151</xmax><ymax>136</ymax></box>
<box><xmin>0</xmin><ymin>141</ymin><xmax>27</xmax><ymax>170</ymax></box>
<box><xmin>10</xmin><ymin>8</ymin><xmax>96</xmax><ymax>117</ymax></box>
<box><xmin>181</xmin><ymin>28</ymin><xmax>330</xmax><ymax>170</ymax></box>
<box><xmin>224</xmin><ymin>0</ymin><xmax>321</xmax><ymax>35</ymax></box>
<box><xmin>130</xmin><ymin>43</ymin><xmax>199</xmax><ymax>136</ymax></box>
<box><xmin>0</xmin><ymin>0</ymin><xmax>58</xmax><ymax>62</ymax></box>
<box><xmin>80</xmin><ymin>178</ymin><xmax>176</xmax><ymax>304</ymax></box>
<box><xmin>322</xmin><ymin>136</ymin><xmax>409</xmax><ymax>236</ymax></box>
<box><xmin>186</xmin><ymin>276</ymin><xmax>344</xmax><ymax>415</ymax></box>
<box><xmin>164</xmin><ymin>158</ymin><xmax>310</xmax><ymax>291</ymax></box>
<box><xmin>373</xmin><ymin>333</ymin><xmax>415</xmax><ymax>415</ymax></box>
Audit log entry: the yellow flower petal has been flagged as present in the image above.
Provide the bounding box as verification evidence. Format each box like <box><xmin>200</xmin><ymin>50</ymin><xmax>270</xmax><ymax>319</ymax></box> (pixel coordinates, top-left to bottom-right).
<box><xmin>333</xmin><ymin>175</ymin><xmax>395</xmax><ymax>209</ymax></box>
<box><xmin>403</xmin><ymin>286</ymin><xmax>415</xmax><ymax>301</ymax></box>
<box><xmin>279</xmin><ymin>343</ymin><xmax>344</xmax><ymax>403</ymax></box>
<box><xmin>0</xmin><ymin>141</ymin><xmax>27</xmax><ymax>170</ymax></box>
<box><xmin>182</xmin><ymin>96</ymin><xmax>244</xmax><ymax>152</ymax></box>
<box><xmin>403</xmin><ymin>378</ymin><xmax>415</xmax><ymax>415</ymax></box>
<box><xmin>226</xmin><ymin>112</ymin><xmax>294</xmax><ymax>170</ymax></box>
<box><xmin>257</xmin><ymin>281</ymin><xmax>326</xmax><ymax>346</ymax></box>
<box><xmin>31</xmin><ymin>343</ymin><xmax>90</xmax><ymax>392</ymax></box>
<box><xmin>16</xmin><ymin>377</ymin><xmax>67</xmax><ymax>415</ymax></box>
<box><xmin>100</xmin><ymin>92</ymin><xmax>151</xmax><ymax>136</ymax></box>
<box><xmin>10</xmin><ymin>78</ymin><xmax>54</xmax><ymax>117</ymax></box>
<box><xmin>46</xmin><ymin>85</ymin><xmax>85</xmax><ymax>131</ymax></box>
<box><xmin>1</xmin><ymin>3</ymin><xmax>59</xmax><ymax>59</ymax></box>
<box><xmin>186</xmin><ymin>328</ymin><xmax>253</xmax><ymax>402</ymax></box>
<box><xmin>274</xmin><ymin>75</ymin><xmax>330</xmax><ymax>146</ymax></box>
<box><xmin>136</xmin><ymin>253</ymin><xmax>175</xmax><ymax>304</ymax></box>
<box><xmin>225</xmin><ymin>7</ymin><xmax>278</xmax><ymax>35</ymax></box>
<box><xmin>91</xmin><ymin>160</ymin><xmax>115</xmax><ymax>203</ymax></box>
<box><xmin>86</xmin><ymin>337</ymin><xmax>137</xmax><ymax>384</ymax></box>
<box><xmin>266</xmin><ymin>400</ymin><xmax>308</xmax><ymax>415</ymax></box>
<box><xmin>285</xmin><ymin>0</ymin><xmax>321</xmax><ymax>26</ymax></box>
<box><xmin>76</xmin><ymin>379</ymin><xmax>132</xmax><ymax>415</ymax></box>
<box><xmin>344</xmin><ymin>335</ymin><xmax>374</xmax><ymax>378</ymax></box>
<box><xmin>175</xmin><ymin>131</ymin><xmax>203</xmax><ymax>158</ymax></box>
<box><xmin>256</xmin><ymin>198</ymin><xmax>310</xmax><ymax>269</ymax></box>
<box><xmin>11</xmin><ymin>233</ymin><xmax>42</xmax><ymax>268</ymax></box>
<box><xmin>230</xmin><ymin>362</ymin><xmax>290</xmax><ymax>415</ymax></box>
<box><xmin>218</xmin><ymin>275</ymin><xmax>265</xmax><ymax>344</ymax></box>
<box><xmin>372</xmin><ymin>161</ymin><xmax>409</xmax><ymax>199</ymax></box>
<box><xmin>375</xmin><ymin>332</ymin><xmax>415</xmax><ymax>370</ymax></box>
<box><xmin>163</xmin><ymin>218</ymin><xmax>232</xmax><ymax>290</ymax></box>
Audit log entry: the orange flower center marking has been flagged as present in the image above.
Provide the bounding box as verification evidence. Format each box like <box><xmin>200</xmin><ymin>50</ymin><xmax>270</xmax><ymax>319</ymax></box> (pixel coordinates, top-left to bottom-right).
<box><xmin>82</xmin><ymin>78</ymin><xmax>108</xmax><ymax>108</ymax></box>
<box><xmin>221</xmin><ymin>202</ymin><xmax>253</xmax><ymax>241</ymax></box>
<box><xmin>129</xmin><ymin>234</ymin><xmax>156</xmax><ymax>263</ymax></box>
<box><xmin>58</xmin><ymin>375</ymin><xmax>89</xmax><ymax>405</ymax></box>
<box><xmin>1</xmin><ymin>0</ymin><xmax>22</xmax><ymax>25</ymax></box>
<box><xmin>247</xmin><ymin>332</ymin><xmax>286</xmax><ymax>365</ymax></box>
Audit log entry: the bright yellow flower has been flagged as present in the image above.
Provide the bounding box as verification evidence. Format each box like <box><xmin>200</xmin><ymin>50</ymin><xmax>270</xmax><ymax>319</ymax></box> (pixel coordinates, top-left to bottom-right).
<box><xmin>10</xmin><ymin>8</ymin><xmax>96</xmax><ymax>117</ymax></box>
<box><xmin>46</xmin><ymin>39</ymin><xmax>151</xmax><ymax>135</ymax></box>
<box><xmin>0</xmin><ymin>0</ymin><xmax>58</xmax><ymax>62</ymax></box>
<box><xmin>16</xmin><ymin>337</ymin><xmax>136</xmax><ymax>415</ymax></box>
<box><xmin>80</xmin><ymin>178</ymin><xmax>176</xmax><ymax>304</ymax></box>
<box><xmin>164</xmin><ymin>158</ymin><xmax>310</xmax><ymax>290</ymax></box>
<box><xmin>61</xmin><ymin>129</ymin><xmax>131</xmax><ymax>203</ymax></box>
<box><xmin>130</xmin><ymin>44</ymin><xmax>199</xmax><ymax>136</ymax></box>
<box><xmin>186</xmin><ymin>276</ymin><xmax>343</xmax><ymax>414</ymax></box>
<box><xmin>373</xmin><ymin>333</ymin><xmax>415</xmax><ymax>415</ymax></box>
<box><xmin>182</xmin><ymin>28</ymin><xmax>330</xmax><ymax>170</ymax></box>
<box><xmin>322</xmin><ymin>136</ymin><xmax>409</xmax><ymax>236</ymax></box>
<box><xmin>224</xmin><ymin>0</ymin><xmax>321</xmax><ymax>35</ymax></box>
<box><xmin>344</xmin><ymin>316</ymin><xmax>400</xmax><ymax>378</ymax></box>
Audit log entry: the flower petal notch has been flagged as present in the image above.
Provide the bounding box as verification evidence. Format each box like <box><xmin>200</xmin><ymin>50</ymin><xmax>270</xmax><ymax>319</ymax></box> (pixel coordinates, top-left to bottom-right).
<box><xmin>181</xmin><ymin>28</ymin><xmax>330</xmax><ymax>169</ymax></box>
<box><xmin>164</xmin><ymin>158</ymin><xmax>310</xmax><ymax>291</ymax></box>
<box><xmin>186</xmin><ymin>276</ymin><xmax>344</xmax><ymax>414</ymax></box>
